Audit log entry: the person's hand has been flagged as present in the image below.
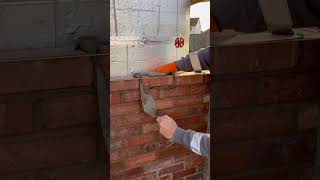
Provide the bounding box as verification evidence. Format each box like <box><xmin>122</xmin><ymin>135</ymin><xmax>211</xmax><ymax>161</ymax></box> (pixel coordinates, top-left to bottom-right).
<box><xmin>156</xmin><ymin>115</ymin><xmax>178</xmax><ymax>139</ymax></box>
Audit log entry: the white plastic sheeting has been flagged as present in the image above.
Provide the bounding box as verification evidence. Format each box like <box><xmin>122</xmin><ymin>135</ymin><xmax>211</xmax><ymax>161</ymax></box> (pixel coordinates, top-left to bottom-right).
<box><xmin>110</xmin><ymin>0</ymin><xmax>190</xmax><ymax>77</ymax></box>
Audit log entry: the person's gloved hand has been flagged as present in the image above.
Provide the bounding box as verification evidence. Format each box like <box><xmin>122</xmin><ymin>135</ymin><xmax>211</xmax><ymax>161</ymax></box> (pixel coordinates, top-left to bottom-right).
<box><xmin>156</xmin><ymin>115</ymin><xmax>178</xmax><ymax>139</ymax></box>
<box><xmin>151</xmin><ymin>62</ymin><xmax>178</xmax><ymax>74</ymax></box>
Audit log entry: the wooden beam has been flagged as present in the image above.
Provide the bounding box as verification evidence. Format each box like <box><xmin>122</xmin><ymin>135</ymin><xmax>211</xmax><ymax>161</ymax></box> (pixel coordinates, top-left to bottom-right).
<box><xmin>190</xmin><ymin>0</ymin><xmax>208</xmax><ymax>6</ymax></box>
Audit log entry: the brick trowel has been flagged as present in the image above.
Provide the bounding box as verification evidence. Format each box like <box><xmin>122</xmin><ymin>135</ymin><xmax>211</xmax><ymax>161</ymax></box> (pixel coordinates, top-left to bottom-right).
<box><xmin>134</xmin><ymin>72</ymin><xmax>175</xmax><ymax>145</ymax></box>
<box><xmin>139</xmin><ymin>80</ymin><xmax>158</xmax><ymax>118</ymax></box>
<box><xmin>133</xmin><ymin>72</ymin><xmax>164</xmax><ymax>118</ymax></box>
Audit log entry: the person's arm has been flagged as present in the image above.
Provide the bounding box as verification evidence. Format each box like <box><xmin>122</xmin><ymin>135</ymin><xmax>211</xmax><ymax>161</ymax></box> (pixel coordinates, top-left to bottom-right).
<box><xmin>175</xmin><ymin>47</ymin><xmax>210</xmax><ymax>71</ymax></box>
<box><xmin>173</xmin><ymin>127</ymin><xmax>210</xmax><ymax>158</ymax></box>
<box><xmin>156</xmin><ymin>115</ymin><xmax>210</xmax><ymax>158</ymax></box>
<box><xmin>151</xmin><ymin>47</ymin><xmax>211</xmax><ymax>73</ymax></box>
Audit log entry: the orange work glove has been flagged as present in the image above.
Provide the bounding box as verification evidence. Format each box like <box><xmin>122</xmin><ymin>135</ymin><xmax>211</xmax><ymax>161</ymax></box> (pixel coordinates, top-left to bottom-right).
<box><xmin>151</xmin><ymin>62</ymin><xmax>178</xmax><ymax>74</ymax></box>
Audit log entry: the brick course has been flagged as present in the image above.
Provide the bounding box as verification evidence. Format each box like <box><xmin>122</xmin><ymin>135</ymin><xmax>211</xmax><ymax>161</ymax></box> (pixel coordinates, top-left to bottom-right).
<box><xmin>110</xmin><ymin>73</ymin><xmax>209</xmax><ymax>179</ymax></box>
<box><xmin>212</xmin><ymin>40</ymin><xmax>320</xmax><ymax>179</ymax></box>
<box><xmin>0</xmin><ymin>47</ymin><xmax>107</xmax><ymax>178</ymax></box>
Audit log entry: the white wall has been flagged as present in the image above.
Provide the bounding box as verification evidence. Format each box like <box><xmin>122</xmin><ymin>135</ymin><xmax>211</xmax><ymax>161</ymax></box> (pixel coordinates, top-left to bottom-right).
<box><xmin>0</xmin><ymin>0</ymin><xmax>108</xmax><ymax>50</ymax></box>
<box><xmin>110</xmin><ymin>0</ymin><xmax>190</xmax><ymax>77</ymax></box>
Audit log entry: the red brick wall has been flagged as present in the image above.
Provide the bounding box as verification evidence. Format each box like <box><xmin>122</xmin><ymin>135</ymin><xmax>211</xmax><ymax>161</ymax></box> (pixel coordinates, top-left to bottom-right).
<box><xmin>212</xmin><ymin>40</ymin><xmax>320</xmax><ymax>179</ymax></box>
<box><xmin>110</xmin><ymin>74</ymin><xmax>210</xmax><ymax>179</ymax></box>
<box><xmin>0</xmin><ymin>48</ymin><xmax>107</xmax><ymax>179</ymax></box>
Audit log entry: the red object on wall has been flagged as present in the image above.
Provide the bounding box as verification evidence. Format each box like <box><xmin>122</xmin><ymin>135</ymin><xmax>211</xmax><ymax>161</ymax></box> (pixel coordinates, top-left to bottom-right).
<box><xmin>175</xmin><ymin>38</ymin><xmax>180</xmax><ymax>48</ymax></box>
<box><xmin>175</xmin><ymin>37</ymin><xmax>185</xmax><ymax>48</ymax></box>
<box><xmin>180</xmin><ymin>37</ymin><xmax>184</xmax><ymax>48</ymax></box>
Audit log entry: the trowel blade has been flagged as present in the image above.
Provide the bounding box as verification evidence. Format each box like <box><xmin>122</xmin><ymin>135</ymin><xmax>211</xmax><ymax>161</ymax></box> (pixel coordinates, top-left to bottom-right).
<box><xmin>139</xmin><ymin>81</ymin><xmax>157</xmax><ymax>118</ymax></box>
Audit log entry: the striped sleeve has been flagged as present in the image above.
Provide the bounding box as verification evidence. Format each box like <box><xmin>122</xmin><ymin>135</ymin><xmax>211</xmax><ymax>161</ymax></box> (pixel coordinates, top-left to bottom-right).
<box><xmin>175</xmin><ymin>47</ymin><xmax>210</xmax><ymax>71</ymax></box>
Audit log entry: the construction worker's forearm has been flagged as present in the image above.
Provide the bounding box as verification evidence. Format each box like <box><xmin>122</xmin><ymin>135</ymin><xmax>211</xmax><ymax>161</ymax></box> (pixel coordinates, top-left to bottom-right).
<box><xmin>175</xmin><ymin>58</ymin><xmax>193</xmax><ymax>71</ymax></box>
<box><xmin>175</xmin><ymin>48</ymin><xmax>210</xmax><ymax>71</ymax></box>
<box><xmin>173</xmin><ymin>127</ymin><xmax>210</xmax><ymax>158</ymax></box>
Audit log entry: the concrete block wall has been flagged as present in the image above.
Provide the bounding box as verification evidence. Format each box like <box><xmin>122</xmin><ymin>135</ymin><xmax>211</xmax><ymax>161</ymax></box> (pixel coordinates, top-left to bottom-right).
<box><xmin>110</xmin><ymin>0</ymin><xmax>190</xmax><ymax>77</ymax></box>
<box><xmin>110</xmin><ymin>73</ymin><xmax>210</xmax><ymax>179</ymax></box>
<box><xmin>0</xmin><ymin>0</ymin><xmax>108</xmax><ymax>50</ymax></box>
<box><xmin>0</xmin><ymin>47</ymin><xmax>108</xmax><ymax>179</ymax></box>
<box><xmin>212</xmin><ymin>40</ymin><xmax>320</xmax><ymax>179</ymax></box>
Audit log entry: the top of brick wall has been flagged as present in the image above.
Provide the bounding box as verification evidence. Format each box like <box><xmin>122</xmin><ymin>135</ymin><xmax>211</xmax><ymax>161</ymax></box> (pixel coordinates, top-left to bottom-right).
<box><xmin>0</xmin><ymin>48</ymin><xmax>86</xmax><ymax>62</ymax></box>
<box><xmin>110</xmin><ymin>71</ymin><xmax>210</xmax><ymax>92</ymax></box>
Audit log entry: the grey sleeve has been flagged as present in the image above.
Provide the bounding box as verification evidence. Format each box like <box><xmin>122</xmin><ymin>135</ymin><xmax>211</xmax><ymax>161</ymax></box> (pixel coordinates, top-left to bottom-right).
<box><xmin>173</xmin><ymin>127</ymin><xmax>210</xmax><ymax>158</ymax></box>
<box><xmin>175</xmin><ymin>47</ymin><xmax>210</xmax><ymax>71</ymax></box>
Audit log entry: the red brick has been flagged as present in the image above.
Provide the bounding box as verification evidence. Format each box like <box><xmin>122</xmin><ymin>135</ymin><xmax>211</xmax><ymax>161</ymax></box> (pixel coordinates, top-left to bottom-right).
<box><xmin>173</xmin><ymin>167</ymin><xmax>197</xmax><ymax>179</ymax></box>
<box><xmin>302</xmin><ymin>40</ymin><xmax>320</xmax><ymax>69</ymax></box>
<box><xmin>142</xmin><ymin>123</ymin><xmax>158</xmax><ymax>134</ymax></box>
<box><xmin>123</xmin><ymin>134</ymin><xmax>159</xmax><ymax>147</ymax></box>
<box><xmin>185</xmin><ymin>172</ymin><xmax>203</xmax><ymax>180</ymax></box>
<box><xmin>111</xmin><ymin>113</ymin><xmax>154</xmax><ymax>128</ymax></box>
<box><xmin>159</xmin><ymin>86</ymin><xmax>190</xmax><ymax>98</ymax></box>
<box><xmin>190</xmin><ymin>84</ymin><xmax>209</xmax><ymax>95</ymax></box>
<box><xmin>142</xmin><ymin>76</ymin><xmax>173</xmax><ymax>87</ymax></box>
<box><xmin>298</xmin><ymin>103</ymin><xmax>320</xmax><ymax>131</ymax></box>
<box><xmin>110</xmin><ymin>79</ymin><xmax>139</xmax><ymax>91</ymax></box>
<box><xmin>121</xmin><ymin>90</ymin><xmax>141</xmax><ymax>103</ymax></box>
<box><xmin>157</xmin><ymin>144</ymin><xmax>191</xmax><ymax>160</ymax></box>
<box><xmin>212</xmin><ymin>104</ymin><xmax>297</xmax><ymax>143</ymax></box>
<box><xmin>111</xmin><ymin>146</ymin><xmax>143</xmax><ymax>161</ymax></box>
<box><xmin>37</xmin><ymin>163</ymin><xmax>107</xmax><ymax>180</ymax></box>
<box><xmin>176</xmin><ymin>75</ymin><xmax>203</xmax><ymax>85</ymax></box>
<box><xmin>174</xmin><ymin>95</ymin><xmax>203</xmax><ymax>106</ymax></box>
<box><xmin>185</xmin><ymin>157</ymin><xmax>205</xmax><ymax>169</ymax></box>
<box><xmin>110</xmin><ymin>140</ymin><xmax>122</xmax><ymax>150</ymax></box>
<box><xmin>213</xmin><ymin>79</ymin><xmax>257</xmax><ymax>108</ymax></box>
<box><xmin>143</xmin><ymin>141</ymin><xmax>165</xmax><ymax>152</ymax></box>
<box><xmin>174</xmin><ymin>154</ymin><xmax>198</xmax><ymax>164</ymax></box>
<box><xmin>213</xmin><ymin>42</ymin><xmax>297</xmax><ymax>75</ymax></box>
<box><xmin>156</xmin><ymin>96</ymin><xmax>203</xmax><ymax>110</ymax></box>
<box><xmin>258</xmin><ymin>74</ymin><xmax>319</xmax><ymax>104</ymax></box>
<box><xmin>42</xmin><ymin>95</ymin><xmax>98</xmax><ymax>128</ymax></box>
<box><xmin>0</xmin><ymin>131</ymin><xmax>97</xmax><ymax>175</ymax></box>
<box><xmin>111</xmin><ymin>126</ymin><xmax>141</xmax><ymax>140</ymax></box>
<box><xmin>0</xmin><ymin>173</ymin><xmax>36</xmax><ymax>180</ymax></box>
<box><xmin>121</xmin><ymin>89</ymin><xmax>158</xmax><ymax>103</ymax></box>
<box><xmin>110</xmin><ymin>160</ymin><xmax>126</xmax><ymax>173</ymax></box>
<box><xmin>156</xmin><ymin>99</ymin><xmax>175</xmax><ymax>109</ymax></box>
<box><xmin>159</xmin><ymin>175</ymin><xmax>171</xmax><ymax>180</ymax></box>
<box><xmin>110</xmin><ymin>103</ymin><xmax>141</xmax><ymax>116</ymax></box>
<box><xmin>111</xmin><ymin>151</ymin><xmax>119</xmax><ymax>161</ymax></box>
<box><xmin>159</xmin><ymin>163</ymin><xmax>184</xmax><ymax>176</ymax></box>
<box><xmin>1</xmin><ymin>163</ymin><xmax>107</xmax><ymax>180</ymax></box>
<box><xmin>158</xmin><ymin>104</ymin><xmax>208</xmax><ymax>118</ymax></box>
<box><xmin>158</xmin><ymin>106</ymin><xmax>191</xmax><ymax>118</ymax></box>
<box><xmin>110</xmin><ymin>92</ymin><xmax>121</xmax><ymax>105</ymax></box>
<box><xmin>114</xmin><ymin>166</ymin><xmax>144</xmax><ymax>178</ymax></box>
<box><xmin>175</xmin><ymin>115</ymin><xmax>205</xmax><ymax>128</ymax></box>
<box><xmin>203</xmin><ymin>74</ymin><xmax>211</xmax><ymax>84</ymax></box>
<box><xmin>0</xmin><ymin>57</ymin><xmax>93</xmax><ymax>95</ymax></box>
<box><xmin>214</xmin><ymin>133</ymin><xmax>315</xmax><ymax>176</ymax></box>
<box><xmin>126</xmin><ymin>152</ymin><xmax>157</xmax><ymax>167</ymax></box>
<box><xmin>228</xmin><ymin>166</ymin><xmax>304</xmax><ymax>180</ymax></box>
<box><xmin>131</xmin><ymin>171</ymin><xmax>157</xmax><ymax>180</ymax></box>
<box><xmin>0</xmin><ymin>101</ymin><xmax>33</xmax><ymax>136</ymax></box>
<box><xmin>213</xmin><ymin>142</ymin><xmax>251</xmax><ymax>176</ymax></box>
<box><xmin>143</xmin><ymin>157</ymin><xmax>175</xmax><ymax>172</ymax></box>
<box><xmin>250</xmin><ymin>134</ymin><xmax>315</xmax><ymax>169</ymax></box>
